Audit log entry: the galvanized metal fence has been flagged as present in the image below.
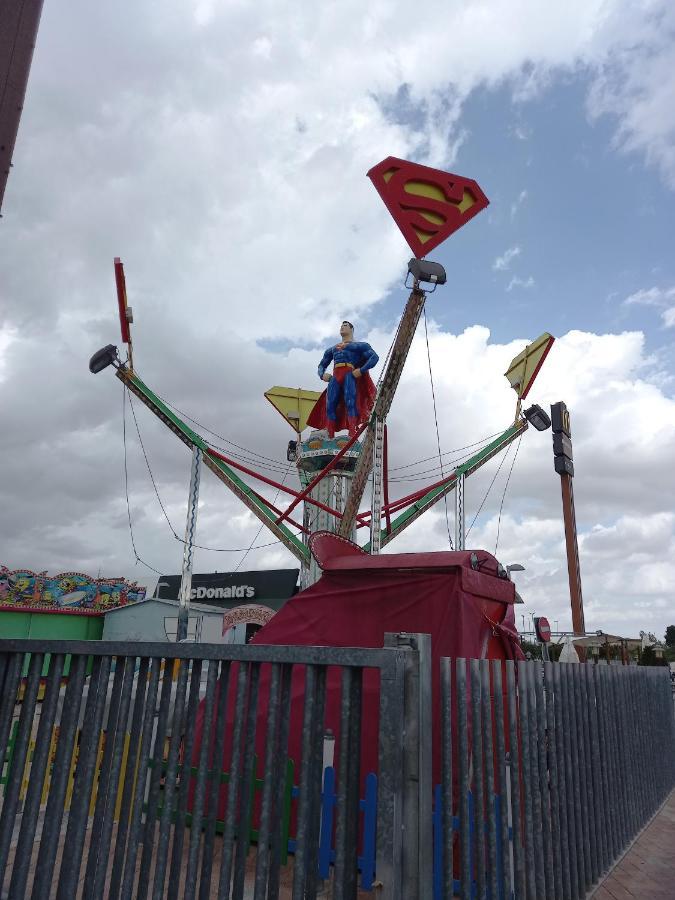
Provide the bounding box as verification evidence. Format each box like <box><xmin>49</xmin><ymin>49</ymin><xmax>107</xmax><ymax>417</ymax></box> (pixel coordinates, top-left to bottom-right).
<box><xmin>435</xmin><ymin>658</ymin><xmax>675</xmax><ymax>900</ymax></box>
<box><xmin>0</xmin><ymin>637</ymin><xmax>416</xmax><ymax>900</ymax></box>
<box><xmin>2</xmin><ymin>637</ymin><xmax>675</xmax><ymax>899</ymax></box>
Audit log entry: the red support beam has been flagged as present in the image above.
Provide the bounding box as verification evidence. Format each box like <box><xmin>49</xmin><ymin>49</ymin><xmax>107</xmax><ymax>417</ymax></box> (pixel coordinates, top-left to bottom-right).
<box><xmin>249</xmin><ymin>490</ymin><xmax>308</xmax><ymax>534</ymax></box>
<box><xmin>275</xmin><ymin>420</ymin><xmax>369</xmax><ymax>526</ymax></box>
<box><xmin>358</xmin><ymin>471</ymin><xmax>457</xmax><ymax>527</ymax></box>
<box><xmin>205</xmin><ymin>447</ymin><xmax>343</xmax><ymax>521</ymax></box>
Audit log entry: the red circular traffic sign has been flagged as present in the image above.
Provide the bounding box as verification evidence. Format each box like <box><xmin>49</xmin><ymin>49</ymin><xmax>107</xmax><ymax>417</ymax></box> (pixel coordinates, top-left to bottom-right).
<box><xmin>535</xmin><ymin>616</ymin><xmax>552</xmax><ymax>643</ymax></box>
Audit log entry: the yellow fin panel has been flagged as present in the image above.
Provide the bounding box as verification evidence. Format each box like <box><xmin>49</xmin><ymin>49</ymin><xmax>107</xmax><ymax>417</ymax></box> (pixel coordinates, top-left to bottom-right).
<box><xmin>504</xmin><ymin>332</ymin><xmax>555</xmax><ymax>400</ymax></box>
<box><xmin>264</xmin><ymin>386</ymin><xmax>323</xmax><ymax>433</ymax></box>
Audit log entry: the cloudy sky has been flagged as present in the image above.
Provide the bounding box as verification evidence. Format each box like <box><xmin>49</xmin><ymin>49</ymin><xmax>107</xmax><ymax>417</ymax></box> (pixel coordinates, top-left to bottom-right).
<box><xmin>1</xmin><ymin>0</ymin><xmax>674</xmax><ymax>639</ymax></box>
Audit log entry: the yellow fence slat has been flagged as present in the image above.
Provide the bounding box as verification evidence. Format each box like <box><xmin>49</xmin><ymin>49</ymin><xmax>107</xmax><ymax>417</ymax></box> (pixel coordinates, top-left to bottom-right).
<box><xmin>89</xmin><ymin>732</ymin><xmax>106</xmax><ymax>816</ymax></box>
<box><xmin>64</xmin><ymin>737</ymin><xmax>79</xmax><ymax>811</ymax></box>
<box><xmin>113</xmin><ymin>733</ymin><xmax>131</xmax><ymax>822</ymax></box>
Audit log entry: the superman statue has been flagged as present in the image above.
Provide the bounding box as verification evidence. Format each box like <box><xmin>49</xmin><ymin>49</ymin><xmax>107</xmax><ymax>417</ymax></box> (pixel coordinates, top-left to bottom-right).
<box><xmin>306</xmin><ymin>321</ymin><xmax>378</xmax><ymax>438</ymax></box>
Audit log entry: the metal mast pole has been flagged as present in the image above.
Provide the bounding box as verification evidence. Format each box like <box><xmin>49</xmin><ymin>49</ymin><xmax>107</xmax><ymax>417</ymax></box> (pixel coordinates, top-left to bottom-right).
<box><xmin>369</xmin><ymin>416</ymin><xmax>386</xmax><ymax>553</ymax></box>
<box><xmin>177</xmin><ymin>446</ymin><xmax>202</xmax><ymax>642</ymax></box>
<box><xmin>454</xmin><ymin>473</ymin><xmax>465</xmax><ymax>550</ymax></box>
<box><xmin>340</xmin><ymin>284</ymin><xmax>426</xmax><ymax>537</ymax></box>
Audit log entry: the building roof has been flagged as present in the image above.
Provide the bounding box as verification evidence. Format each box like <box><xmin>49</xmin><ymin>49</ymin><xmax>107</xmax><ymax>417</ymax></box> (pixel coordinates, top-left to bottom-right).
<box><xmin>102</xmin><ymin>597</ymin><xmax>225</xmax><ymax>616</ymax></box>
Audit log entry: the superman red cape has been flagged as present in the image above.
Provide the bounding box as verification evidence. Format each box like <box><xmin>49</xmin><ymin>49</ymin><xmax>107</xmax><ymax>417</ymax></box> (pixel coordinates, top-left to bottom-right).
<box><xmin>305</xmin><ymin>371</ymin><xmax>377</xmax><ymax>432</ymax></box>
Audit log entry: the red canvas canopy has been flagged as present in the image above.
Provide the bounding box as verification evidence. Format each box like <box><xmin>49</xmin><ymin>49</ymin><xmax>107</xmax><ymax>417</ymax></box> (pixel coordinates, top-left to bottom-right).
<box><xmin>190</xmin><ymin>539</ymin><xmax>522</xmax><ymax>815</ymax></box>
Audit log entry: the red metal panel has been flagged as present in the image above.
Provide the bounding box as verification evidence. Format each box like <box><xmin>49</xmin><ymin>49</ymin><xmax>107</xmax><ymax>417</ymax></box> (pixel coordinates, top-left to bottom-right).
<box><xmin>114</xmin><ymin>258</ymin><xmax>131</xmax><ymax>344</ymax></box>
<box><xmin>367</xmin><ymin>156</ymin><xmax>489</xmax><ymax>257</ymax></box>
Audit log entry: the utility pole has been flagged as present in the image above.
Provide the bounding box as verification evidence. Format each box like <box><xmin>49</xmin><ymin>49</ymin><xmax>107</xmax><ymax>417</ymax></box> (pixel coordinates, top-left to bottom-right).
<box><xmin>551</xmin><ymin>402</ymin><xmax>586</xmax><ymax>641</ymax></box>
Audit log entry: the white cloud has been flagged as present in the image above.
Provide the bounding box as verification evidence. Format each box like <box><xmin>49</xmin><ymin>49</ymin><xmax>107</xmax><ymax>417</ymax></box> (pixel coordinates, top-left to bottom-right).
<box><xmin>624</xmin><ymin>286</ymin><xmax>675</xmax><ymax>328</ymax></box>
<box><xmin>0</xmin><ymin>327</ymin><xmax>18</xmax><ymax>383</ymax></box>
<box><xmin>587</xmin><ymin>4</ymin><xmax>675</xmax><ymax>188</ymax></box>
<box><xmin>2</xmin><ymin>0</ymin><xmax>675</xmax><ymax>643</ymax></box>
<box><xmin>386</xmin><ymin>323</ymin><xmax>675</xmax><ymax>637</ymax></box>
<box><xmin>493</xmin><ymin>246</ymin><xmax>522</xmax><ymax>271</ymax></box>
<box><xmin>506</xmin><ymin>275</ymin><xmax>535</xmax><ymax>291</ymax></box>
<box><xmin>510</xmin><ymin>189</ymin><xmax>528</xmax><ymax>218</ymax></box>
<box><xmin>624</xmin><ymin>286</ymin><xmax>675</xmax><ymax>307</ymax></box>
<box><xmin>4</xmin><ymin>0</ymin><xmax>674</xmax><ymax>342</ymax></box>
<box><xmin>512</xmin><ymin>124</ymin><xmax>532</xmax><ymax>141</ymax></box>
<box><xmin>2</xmin><ymin>313</ymin><xmax>674</xmax><ymax>636</ymax></box>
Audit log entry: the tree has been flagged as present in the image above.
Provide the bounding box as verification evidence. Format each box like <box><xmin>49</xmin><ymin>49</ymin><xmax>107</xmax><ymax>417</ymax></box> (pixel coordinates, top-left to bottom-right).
<box><xmin>520</xmin><ymin>639</ymin><xmax>541</xmax><ymax>660</ymax></box>
<box><xmin>519</xmin><ymin>639</ymin><xmax>563</xmax><ymax>661</ymax></box>
<box><xmin>665</xmin><ymin>625</ymin><xmax>675</xmax><ymax>648</ymax></box>
<box><xmin>639</xmin><ymin>645</ymin><xmax>667</xmax><ymax>667</ymax></box>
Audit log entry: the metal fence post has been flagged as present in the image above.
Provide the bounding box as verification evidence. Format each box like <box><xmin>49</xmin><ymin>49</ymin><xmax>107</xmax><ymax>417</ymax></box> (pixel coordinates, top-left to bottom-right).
<box><xmin>377</xmin><ymin>641</ymin><xmax>406</xmax><ymax>900</ymax></box>
<box><xmin>384</xmin><ymin>632</ymin><xmax>432</xmax><ymax>900</ymax></box>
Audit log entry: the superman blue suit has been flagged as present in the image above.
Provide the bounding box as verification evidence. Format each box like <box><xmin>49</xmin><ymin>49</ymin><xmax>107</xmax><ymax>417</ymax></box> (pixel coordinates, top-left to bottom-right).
<box><xmin>306</xmin><ymin>340</ymin><xmax>379</xmax><ymax>437</ymax></box>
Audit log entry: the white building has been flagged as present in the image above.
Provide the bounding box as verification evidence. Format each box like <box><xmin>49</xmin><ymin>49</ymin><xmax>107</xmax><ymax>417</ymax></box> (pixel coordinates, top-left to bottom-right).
<box><xmin>102</xmin><ymin>597</ymin><xmax>227</xmax><ymax>643</ymax></box>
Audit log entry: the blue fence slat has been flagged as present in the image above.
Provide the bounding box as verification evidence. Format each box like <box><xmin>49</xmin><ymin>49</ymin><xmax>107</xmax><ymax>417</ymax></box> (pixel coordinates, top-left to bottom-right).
<box><xmin>494</xmin><ymin>794</ymin><xmax>506</xmax><ymax>900</ymax></box>
<box><xmin>288</xmin><ymin>766</ymin><xmax>378</xmax><ymax>888</ymax></box>
<box><xmin>433</xmin><ymin>784</ymin><xmax>442</xmax><ymax>899</ymax></box>
<box><xmin>318</xmin><ymin>766</ymin><xmax>336</xmax><ymax>878</ymax></box>
<box><xmin>433</xmin><ymin>789</ymin><xmax>512</xmax><ymax>899</ymax></box>
<box><xmin>359</xmin><ymin>773</ymin><xmax>378</xmax><ymax>889</ymax></box>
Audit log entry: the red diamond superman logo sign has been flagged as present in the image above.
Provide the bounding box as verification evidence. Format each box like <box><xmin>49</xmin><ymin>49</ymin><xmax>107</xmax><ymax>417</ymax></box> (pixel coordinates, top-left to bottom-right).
<box><xmin>367</xmin><ymin>156</ymin><xmax>489</xmax><ymax>257</ymax></box>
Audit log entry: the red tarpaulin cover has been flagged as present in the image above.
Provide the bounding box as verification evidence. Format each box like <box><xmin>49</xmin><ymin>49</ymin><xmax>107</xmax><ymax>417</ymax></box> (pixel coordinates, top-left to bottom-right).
<box><xmin>190</xmin><ymin>541</ymin><xmax>522</xmax><ymax>816</ymax></box>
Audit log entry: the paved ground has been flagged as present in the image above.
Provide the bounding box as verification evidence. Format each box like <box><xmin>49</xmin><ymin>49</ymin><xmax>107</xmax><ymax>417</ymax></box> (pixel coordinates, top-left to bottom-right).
<box><xmin>592</xmin><ymin>789</ymin><xmax>675</xmax><ymax>900</ymax></box>
<box><xmin>3</xmin><ymin>815</ymin><xmax>374</xmax><ymax>898</ymax></box>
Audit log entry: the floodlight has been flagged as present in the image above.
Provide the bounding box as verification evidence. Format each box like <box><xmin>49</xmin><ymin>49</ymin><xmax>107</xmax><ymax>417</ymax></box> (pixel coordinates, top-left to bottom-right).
<box><xmin>506</xmin><ymin>563</ymin><xmax>525</xmax><ymax>575</ymax></box>
<box><xmin>406</xmin><ymin>258</ymin><xmax>447</xmax><ymax>291</ymax></box>
<box><xmin>89</xmin><ymin>344</ymin><xmax>119</xmax><ymax>374</ymax></box>
<box><xmin>523</xmin><ymin>404</ymin><xmax>551</xmax><ymax>431</ymax></box>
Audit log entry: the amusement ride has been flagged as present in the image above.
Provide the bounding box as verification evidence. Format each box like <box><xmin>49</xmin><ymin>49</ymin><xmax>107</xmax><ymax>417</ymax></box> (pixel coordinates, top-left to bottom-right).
<box><xmin>89</xmin><ymin>155</ymin><xmax>556</xmax><ymax>643</ymax></box>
